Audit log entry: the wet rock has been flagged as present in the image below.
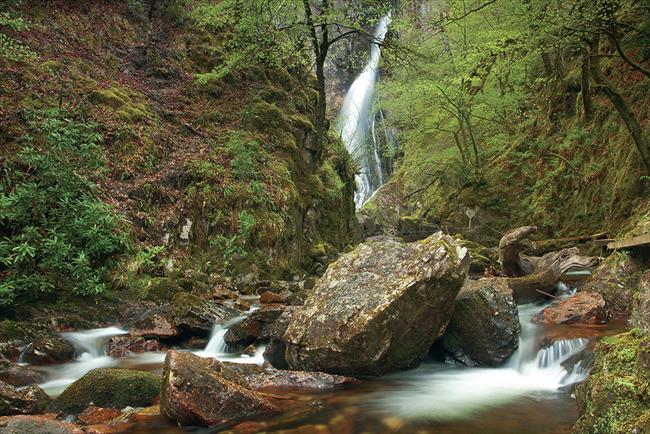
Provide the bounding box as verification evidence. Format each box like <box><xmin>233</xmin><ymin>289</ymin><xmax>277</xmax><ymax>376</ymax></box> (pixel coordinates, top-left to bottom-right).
<box><xmin>129</xmin><ymin>294</ymin><xmax>239</xmax><ymax>340</ymax></box>
<box><xmin>581</xmin><ymin>253</ymin><xmax>641</xmax><ymax>318</ymax></box>
<box><xmin>20</xmin><ymin>335</ymin><xmax>76</xmax><ymax>365</ymax></box>
<box><xmin>0</xmin><ymin>381</ymin><xmax>50</xmax><ymax>416</ymax></box>
<box><xmin>224</xmin><ymin>318</ymin><xmax>263</xmax><ymax>348</ymax></box>
<box><xmin>224</xmin><ymin>306</ymin><xmax>285</xmax><ymax>347</ymax></box>
<box><xmin>212</xmin><ymin>287</ymin><xmax>239</xmax><ymax>301</ymax></box>
<box><xmin>170</xmin><ymin>292</ymin><xmax>239</xmax><ymax>334</ymax></box>
<box><xmin>263</xmin><ymin>307</ymin><xmax>296</xmax><ymax>369</ymax></box>
<box><xmin>0</xmin><ymin>321</ymin><xmax>41</xmax><ymax>361</ymax></box>
<box><xmin>285</xmin><ymin>233</ymin><xmax>470</xmax><ymax>375</ymax></box>
<box><xmin>48</xmin><ymin>368</ymin><xmax>161</xmax><ymax>414</ymax></box>
<box><xmin>160</xmin><ymin>351</ymin><xmax>277</xmax><ymax>427</ymax></box>
<box><xmin>77</xmin><ymin>406</ymin><xmax>122</xmax><ymax>425</ymax></box>
<box><xmin>264</xmin><ymin>340</ymin><xmax>288</xmax><ymax>369</ymax></box>
<box><xmin>533</xmin><ymin>292</ymin><xmax>607</xmax><ymax>325</ymax></box>
<box><xmin>244</xmin><ymin>370</ymin><xmax>359</xmax><ymax>391</ymax></box>
<box><xmin>107</xmin><ymin>335</ymin><xmax>167</xmax><ymax>358</ymax></box>
<box><xmin>574</xmin><ymin>330</ymin><xmax>650</xmax><ymax>434</ymax></box>
<box><xmin>0</xmin><ymin>415</ymin><xmax>83</xmax><ymax>434</ymax></box>
<box><xmin>186</xmin><ymin>337</ymin><xmax>209</xmax><ymax>349</ymax></box>
<box><xmin>129</xmin><ymin>312</ymin><xmax>179</xmax><ymax>340</ymax></box>
<box><xmin>439</xmin><ymin>278</ymin><xmax>520</xmax><ymax>366</ymax></box>
<box><xmin>259</xmin><ymin>291</ymin><xmax>286</xmax><ymax>304</ymax></box>
<box><xmin>0</xmin><ymin>357</ymin><xmax>43</xmax><ymax>387</ymax></box>
<box><xmin>243</xmin><ymin>345</ymin><xmax>257</xmax><ymax>356</ymax></box>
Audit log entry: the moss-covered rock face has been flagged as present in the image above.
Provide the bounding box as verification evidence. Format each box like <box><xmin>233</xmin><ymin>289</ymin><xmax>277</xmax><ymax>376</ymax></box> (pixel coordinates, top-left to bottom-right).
<box><xmin>582</xmin><ymin>253</ymin><xmax>642</xmax><ymax>318</ymax></box>
<box><xmin>48</xmin><ymin>368</ymin><xmax>161</xmax><ymax>414</ymax></box>
<box><xmin>574</xmin><ymin>330</ymin><xmax>650</xmax><ymax>434</ymax></box>
<box><xmin>632</xmin><ymin>271</ymin><xmax>650</xmax><ymax>334</ymax></box>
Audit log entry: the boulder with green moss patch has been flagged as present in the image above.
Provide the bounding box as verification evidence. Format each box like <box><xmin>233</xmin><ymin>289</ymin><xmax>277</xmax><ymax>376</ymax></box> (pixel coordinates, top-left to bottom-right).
<box><xmin>632</xmin><ymin>271</ymin><xmax>650</xmax><ymax>334</ymax></box>
<box><xmin>285</xmin><ymin>233</ymin><xmax>470</xmax><ymax>375</ymax></box>
<box><xmin>574</xmin><ymin>330</ymin><xmax>650</xmax><ymax>433</ymax></box>
<box><xmin>48</xmin><ymin>368</ymin><xmax>161</xmax><ymax>414</ymax></box>
<box><xmin>581</xmin><ymin>253</ymin><xmax>642</xmax><ymax>318</ymax></box>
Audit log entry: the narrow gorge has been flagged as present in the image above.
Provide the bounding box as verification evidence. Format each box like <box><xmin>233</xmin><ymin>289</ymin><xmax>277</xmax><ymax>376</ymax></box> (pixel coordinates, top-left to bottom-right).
<box><xmin>0</xmin><ymin>1</ymin><xmax>648</xmax><ymax>434</ymax></box>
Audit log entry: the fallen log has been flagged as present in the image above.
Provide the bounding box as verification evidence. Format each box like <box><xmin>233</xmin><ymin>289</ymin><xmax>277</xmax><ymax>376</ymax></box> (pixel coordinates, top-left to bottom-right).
<box><xmin>498</xmin><ymin>227</ymin><xmax>598</xmax><ymax>302</ymax></box>
<box><xmin>498</xmin><ymin>226</ymin><xmax>538</xmax><ymax>277</ymax></box>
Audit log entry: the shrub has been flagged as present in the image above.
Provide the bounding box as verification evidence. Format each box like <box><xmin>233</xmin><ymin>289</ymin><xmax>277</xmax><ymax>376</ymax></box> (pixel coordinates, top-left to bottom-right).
<box><xmin>0</xmin><ymin>110</ymin><xmax>129</xmax><ymax>305</ymax></box>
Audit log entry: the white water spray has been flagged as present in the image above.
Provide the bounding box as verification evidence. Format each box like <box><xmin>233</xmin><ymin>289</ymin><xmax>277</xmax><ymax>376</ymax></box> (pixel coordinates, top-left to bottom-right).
<box><xmin>337</xmin><ymin>15</ymin><xmax>391</xmax><ymax>209</ymax></box>
<box><xmin>369</xmin><ymin>302</ymin><xmax>593</xmax><ymax>421</ymax></box>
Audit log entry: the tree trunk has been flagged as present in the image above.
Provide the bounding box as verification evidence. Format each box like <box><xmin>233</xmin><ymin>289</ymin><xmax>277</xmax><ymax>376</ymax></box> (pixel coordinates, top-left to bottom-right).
<box><xmin>589</xmin><ymin>36</ymin><xmax>650</xmax><ymax>174</ymax></box>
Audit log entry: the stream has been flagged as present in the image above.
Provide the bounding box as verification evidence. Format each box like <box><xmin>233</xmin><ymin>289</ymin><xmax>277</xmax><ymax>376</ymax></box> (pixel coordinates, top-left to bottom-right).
<box><xmin>22</xmin><ymin>294</ymin><xmax>625</xmax><ymax>434</ymax></box>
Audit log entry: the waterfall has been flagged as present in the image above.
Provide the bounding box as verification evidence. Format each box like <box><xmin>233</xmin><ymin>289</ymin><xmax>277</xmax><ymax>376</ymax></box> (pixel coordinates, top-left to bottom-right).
<box><xmin>337</xmin><ymin>15</ymin><xmax>391</xmax><ymax>209</ymax></box>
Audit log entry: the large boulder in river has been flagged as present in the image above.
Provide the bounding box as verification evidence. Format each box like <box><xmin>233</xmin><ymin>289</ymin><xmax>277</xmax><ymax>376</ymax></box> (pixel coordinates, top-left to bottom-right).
<box><xmin>160</xmin><ymin>351</ymin><xmax>277</xmax><ymax>427</ymax></box>
<box><xmin>533</xmin><ymin>291</ymin><xmax>607</xmax><ymax>325</ymax></box>
<box><xmin>284</xmin><ymin>233</ymin><xmax>470</xmax><ymax>375</ymax></box>
<box><xmin>48</xmin><ymin>368</ymin><xmax>161</xmax><ymax>414</ymax></box>
<box><xmin>439</xmin><ymin>278</ymin><xmax>520</xmax><ymax>366</ymax></box>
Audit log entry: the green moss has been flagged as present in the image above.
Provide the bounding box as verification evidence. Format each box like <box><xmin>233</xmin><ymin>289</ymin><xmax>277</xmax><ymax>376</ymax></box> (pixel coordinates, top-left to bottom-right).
<box><xmin>575</xmin><ymin>330</ymin><xmax>650</xmax><ymax>434</ymax></box>
<box><xmin>0</xmin><ymin>320</ymin><xmax>31</xmax><ymax>342</ymax></box>
<box><xmin>146</xmin><ymin>277</ymin><xmax>185</xmax><ymax>302</ymax></box>
<box><xmin>89</xmin><ymin>86</ymin><xmax>151</xmax><ymax>122</ymax></box>
<box><xmin>48</xmin><ymin>368</ymin><xmax>161</xmax><ymax>414</ymax></box>
<box><xmin>245</xmin><ymin>100</ymin><xmax>291</xmax><ymax>133</ymax></box>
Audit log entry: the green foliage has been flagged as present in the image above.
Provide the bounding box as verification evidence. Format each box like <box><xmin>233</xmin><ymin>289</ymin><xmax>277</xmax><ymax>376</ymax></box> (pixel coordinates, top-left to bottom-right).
<box><xmin>0</xmin><ymin>10</ymin><xmax>36</xmax><ymax>62</ymax></box>
<box><xmin>209</xmin><ymin>210</ymin><xmax>258</xmax><ymax>271</ymax></box>
<box><xmin>192</xmin><ymin>0</ymin><xmax>309</xmax><ymax>83</ymax></box>
<box><xmin>0</xmin><ymin>110</ymin><xmax>129</xmax><ymax>305</ymax></box>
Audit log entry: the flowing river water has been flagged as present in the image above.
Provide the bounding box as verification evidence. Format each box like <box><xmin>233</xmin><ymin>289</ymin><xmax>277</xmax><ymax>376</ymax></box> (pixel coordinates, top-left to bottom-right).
<box><xmin>22</xmin><ymin>292</ymin><xmax>626</xmax><ymax>434</ymax></box>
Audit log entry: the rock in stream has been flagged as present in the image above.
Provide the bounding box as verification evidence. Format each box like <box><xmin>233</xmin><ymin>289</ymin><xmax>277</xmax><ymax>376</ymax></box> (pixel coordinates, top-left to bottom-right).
<box><xmin>284</xmin><ymin>233</ymin><xmax>470</xmax><ymax>375</ymax></box>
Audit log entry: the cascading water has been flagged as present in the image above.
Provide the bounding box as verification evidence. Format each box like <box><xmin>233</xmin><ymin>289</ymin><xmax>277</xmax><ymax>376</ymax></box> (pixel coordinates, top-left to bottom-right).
<box><xmin>337</xmin><ymin>15</ymin><xmax>391</xmax><ymax>209</ymax></box>
<box><xmin>368</xmin><ymin>302</ymin><xmax>593</xmax><ymax>421</ymax></box>
<box><xmin>35</xmin><ymin>303</ymin><xmax>264</xmax><ymax>396</ymax></box>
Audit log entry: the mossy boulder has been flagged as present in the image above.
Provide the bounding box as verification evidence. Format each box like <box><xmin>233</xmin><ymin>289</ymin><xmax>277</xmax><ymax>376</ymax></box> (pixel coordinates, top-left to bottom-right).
<box><xmin>48</xmin><ymin>368</ymin><xmax>161</xmax><ymax>414</ymax></box>
<box><xmin>581</xmin><ymin>253</ymin><xmax>642</xmax><ymax>318</ymax></box>
<box><xmin>439</xmin><ymin>278</ymin><xmax>520</xmax><ymax>366</ymax></box>
<box><xmin>574</xmin><ymin>330</ymin><xmax>650</xmax><ymax>434</ymax></box>
<box><xmin>632</xmin><ymin>271</ymin><xmax>650</xmax><ymax>334</ymax></box>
